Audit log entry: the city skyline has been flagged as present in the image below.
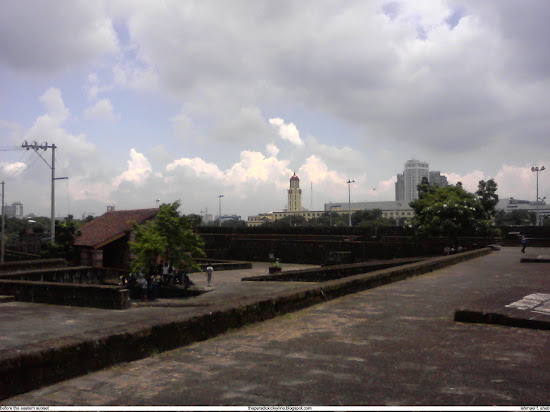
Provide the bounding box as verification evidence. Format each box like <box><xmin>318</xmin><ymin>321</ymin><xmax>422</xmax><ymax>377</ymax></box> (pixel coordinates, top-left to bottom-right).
<box><xmin>1</xmin><ymin>1</ymin><xmax>549</xmax><ymax>219</ymax></box>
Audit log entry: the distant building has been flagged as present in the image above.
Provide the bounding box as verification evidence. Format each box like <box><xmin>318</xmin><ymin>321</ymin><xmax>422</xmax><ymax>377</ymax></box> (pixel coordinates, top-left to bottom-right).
<box><xmin>325</xmin><ymin>200</ymin><xmax>414</xmax><ymax>223</ymax></box>
<box><xmin>74</xmin><ymin>208</ymin><xmax>158</xmax><ymax>269</ymax></box>
<box><xmin>288</xmin><ymin>172</ymin><xmax>302</xmax><ymax>212</ymax></box>
<box><xmin>395</xmin><ymin>159</ymin><xmax>448</xmax><ymax>202</ymax></box>
<box><xmin>247</xmin><ymin>173</ymin><xmax>326</xmax><ymax>226</ymax></box>
<box><xmin>429</xmin><ymin>171</ymin><xmax>448</xmax><ymax>188</ymax></box>
<box><xmin>404</xmin><ymin>159</ymin><xmax>429</xmax><ymax>203</ymax></box>
<box><xmin>2</xmin><ymin>202</ymin><xmax>23</xmax><ymax>218</ymax></box>
<box><xmin>395</xmin><ymin>174</ymin><xmax>405</xmax><ymax>202</ymax></box>
<box><xmin>219</xmin><ymin>214</ymin><xmax>242</xmax><ymax>223</ymax></box>
<box><xmin>496</xmin><ymin>198</ymin><xmax>550</xmax><ymax>222</ymax></box>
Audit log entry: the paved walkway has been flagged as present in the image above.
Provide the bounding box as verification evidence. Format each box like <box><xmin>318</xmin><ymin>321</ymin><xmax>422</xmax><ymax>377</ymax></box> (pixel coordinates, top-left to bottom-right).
<box><xmin>4</xmin><ymin>248</ymin><xmax>550</xmax><ymax>406</ymax></box>
<box><xmin>0</xmin><ymin>262</ymin><xmax>315</xmax><ymax>352</ymax></box>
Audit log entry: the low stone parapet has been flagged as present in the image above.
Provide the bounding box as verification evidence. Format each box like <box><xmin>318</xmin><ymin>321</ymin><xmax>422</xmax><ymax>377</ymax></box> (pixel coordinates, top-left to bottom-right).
<box><xmin>0</xmin><ymin>258</ymin><xmax>67</xmax><ymax>273</ymax></box>
<box><xmin>0</xmin><ymin>279</ymin><xmax>130</xmax><ymax>310</ymax></box>
<box><xmin>245</xmin><ymin>257</ymin><xmax>426</xmax><ymax>282</ymax></box>
<box><xmin>0</xmin><ymin>266</ymin><xmax>126</xmax><ymax>284</ymax></box>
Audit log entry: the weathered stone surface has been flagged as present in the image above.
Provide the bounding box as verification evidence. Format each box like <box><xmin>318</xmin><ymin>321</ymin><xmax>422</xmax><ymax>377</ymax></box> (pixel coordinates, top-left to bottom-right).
<box><xmin>0</xmin><ymin>249</ymin><xmax>491</xmax><ymax>400</ymax></box>
<box><xmin>4</xmin><ymin>246</ymin><xmax>550</xmax><ymax>406</ymax></box>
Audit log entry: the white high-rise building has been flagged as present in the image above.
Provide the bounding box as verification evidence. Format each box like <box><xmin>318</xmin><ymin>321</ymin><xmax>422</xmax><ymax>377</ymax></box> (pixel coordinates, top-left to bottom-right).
<box><xmin>404</xmin><ymin>159</ymin><xmax>429</xmax><ymax>203</ymax></box>
<box><xmin>288</xmin><ymin>173</ymin><xmax>302</xmax><ymax>212</ymax></box>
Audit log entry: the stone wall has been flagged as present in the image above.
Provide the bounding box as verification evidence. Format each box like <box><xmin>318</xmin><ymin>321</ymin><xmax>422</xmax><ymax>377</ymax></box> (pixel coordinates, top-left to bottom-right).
<box><xmin>0</xmin><ymin>266</ymin><xmax>130</xmax><ymax>311</ymax></box>
<box><xmin>0</xmin><ymin>266</ymin><xmax>126</xmax><ymax>284</ymax></box>
<box><xmin>202</xmin><ymin>235</ymin><xmax>485</xmax><ymax>264</ymax></box>
<box><xmin>0</xmin><ymin>280</ymin><xmax>130</xmax><ymax>310</ymax></box>
<box><xmin>0</xmin><ymin>258</ymin><xmax>67</xmax><ymax>273</ymax></box>
<box><xmin>243</xmin><ymin>257</ymin><xmax>425</xmax><ymax>282</ymax></box>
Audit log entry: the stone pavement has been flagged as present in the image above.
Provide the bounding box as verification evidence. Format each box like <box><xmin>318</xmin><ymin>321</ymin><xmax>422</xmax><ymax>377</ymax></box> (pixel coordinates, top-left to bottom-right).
<box><xmin>4</xmin><ymin>247</ymin><xmax>550</xmax><ymax>406</ymax></box>
<box><xmin>0</xmin><ymin>262</ymin><xmax>315</xmax><ymax>352</ymax></box>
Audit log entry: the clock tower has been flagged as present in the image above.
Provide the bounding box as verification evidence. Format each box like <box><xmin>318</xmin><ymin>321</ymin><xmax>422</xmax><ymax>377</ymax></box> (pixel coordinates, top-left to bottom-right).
<box><xmin>288</xmin><ymin>172</ymin><xmax>302</xmax><ymax>212</ymax></box>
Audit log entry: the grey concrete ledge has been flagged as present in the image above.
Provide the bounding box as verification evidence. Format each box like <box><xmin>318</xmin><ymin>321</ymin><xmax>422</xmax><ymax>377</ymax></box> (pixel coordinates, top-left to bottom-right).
<box><xmin>520</xmin><ymin>255</ymin><xmax>550</xmax><ymax>263</ymax></box>
<box><xmin>454</xmin><ymin>309</ymin><xmax>550</xmax><ymax>330</ymax></box>
<box><xmin>0</xmin><ymin>247</ymin><xmax>491</xmax><ymax>400</ymax></box>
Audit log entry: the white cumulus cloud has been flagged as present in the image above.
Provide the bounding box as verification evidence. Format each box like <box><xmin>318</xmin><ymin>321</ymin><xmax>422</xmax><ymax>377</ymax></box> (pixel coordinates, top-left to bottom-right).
<box><xmin>269</xmin><ymin>118</ymin><xmax>303</xmax><ymax>146</ymax></box>
<box><xmin>84</xmin><ymin>98</ymin><xmax>118</xmax><ymax>122</ymax></box>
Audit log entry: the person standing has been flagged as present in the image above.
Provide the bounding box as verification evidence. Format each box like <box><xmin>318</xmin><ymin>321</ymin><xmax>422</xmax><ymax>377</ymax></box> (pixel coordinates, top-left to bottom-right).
<box><xmin>520</xmin><ymin>234</ymin><xmax>527</xmax><ymax>253</ymax></box>
<box><xmin>139</xmin><ymin>274</ymin><xmax>148</xmax><ymax>301</ymax></box>
<box><xmin>205</xmin><ymin>263</ymin><xmax>214</xmax><ymax>287</ymax></box>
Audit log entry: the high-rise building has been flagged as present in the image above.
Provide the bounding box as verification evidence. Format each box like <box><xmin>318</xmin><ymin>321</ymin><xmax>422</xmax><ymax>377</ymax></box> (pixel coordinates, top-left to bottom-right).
<box><xmin>404</xmin><ymin>159</ymin><xmax>429</xmax><ymax>203</ymax></box>
<box><xmin>3</xmin><ymin>201</ymin><xmax>23</xmax><ymax>218</ymax></box>
<box><xmin>429</xmin><ymin>171</ymin><xmax>448</xmax><ymax>188</ymax></box>
<box><xmin>395</xmin><ymin>174</ymin><xmax>405</xmax><ymax>201</ymax></box>
<box><xmin>395</xmin><ymin>160</ymin><xmax>449</xmax><ymax>203</ymax></box>
<box><xmin>288</xmin><ymin>172</ymin><xmax>302</xmax><ymax>212</ymax></box>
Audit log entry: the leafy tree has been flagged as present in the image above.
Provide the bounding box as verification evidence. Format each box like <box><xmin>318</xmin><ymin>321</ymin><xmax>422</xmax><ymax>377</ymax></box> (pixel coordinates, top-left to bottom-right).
<box><xmin>40</xmin><ymin>217</ymin><xmax>81</xmax><ymax>261</ymax></box>
<box><xmin>476</xmin><ymin>179</ymin><xmax>499</xmax><ymax>219</ymax></box>
<box><xmin>130</xmin><ymin>201</ymin><xmax>205</xmax><ymax>273</ymax></box>
<box><xmin>184</xmin><ymin>213</ymin><xmax>203</xmax><ymax>227</ymax></box>
<box><xmin>494</xmin><ymin>209</ymin><xmax>536</xmax><ymax>226</ymax></box>
<box><xmin>221</xmin><ymin>218</ymin><xmax>247</xmax><ymax>228</ymax></box>
<box><xmin>303</xmin><ymin>212</ymin><xmax>347</xmax><ymax>227</ymax></box>
<box><xmin>417</xmin><ymin>177</ymin><xmax>435</xmax><ymax>199</ymax></box>
<box><xmin>351</xmin><ymin>209</ymin><xmax>392</xmax><ymax>227</ymax></box>
<box><xmin>261</xmin><ymin>215</ymin><xmax>307</xmax><ymax>227</ymax></box>
<box><xmin>410</xmin><ymin>184</ymin><xmax>495</xmax><ymax>242</ymax></box>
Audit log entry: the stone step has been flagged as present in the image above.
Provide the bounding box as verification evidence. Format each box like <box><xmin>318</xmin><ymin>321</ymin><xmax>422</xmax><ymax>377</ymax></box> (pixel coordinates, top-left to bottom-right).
<box><xmin>0</xmin><ymin>295</ymin><xmax>15</xmax><ymax>303</ymax></box>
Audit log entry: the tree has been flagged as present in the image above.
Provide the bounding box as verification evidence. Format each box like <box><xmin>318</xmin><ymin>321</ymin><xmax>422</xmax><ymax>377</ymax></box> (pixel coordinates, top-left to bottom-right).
<box><xmin>185</xmin><ymin>213</ymin><xmax>203</xmax><ymax>227</ymax></box>
<box><xmin>221</xmin><ymin>218</ymin><xmax>247</xmax><ymax>228</ymax></box>
<box><xmin>261</xmin><ymin>215</ymin><xmax>307</xmax><ymax>227</ymax></box>
<box><xmin>351</xmin><ymin>209</ymin><xmax>392</xmax><ymax>227</ymax></box>
<box><xmin>476</xmin><ymin>179</ymin><xmax>499</xmax><ymax>219</ymax></box>
<box><xmin>303</xmin><ymin>212</ymin><xmax>347</xmax><ymax>227</ymax></box>
<box><xmin>417</xmin><ymin>177</ymin><xmax>435</xmax><ymax>199</ymax></box>
<box><xmin>410</xmin><ymin>184</ymin><xmax>495</xmax><ymax>242</ymax></box>
<box><xmin>494</xmin><ymin>209</ymin><xmax>536</xmax><ymax>226</ymax></box>
<box><xmin>130</xmin><ymin>202</ymin><xmax>205</xmax><ymax>273</ymax></box>
<box><xmin>40</xmin><ymin>217</ymin><xmax>81</xmax><ymax>261</ymax></box>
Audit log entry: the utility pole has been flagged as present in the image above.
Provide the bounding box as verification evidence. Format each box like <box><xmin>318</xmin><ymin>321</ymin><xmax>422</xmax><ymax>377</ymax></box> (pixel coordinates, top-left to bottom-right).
<box><xmin>218</xmin><ymin>195</ymin><xmax>224</xmax><ymax>227</ymax></box>
<box><xmin>1</xmin><ymin>181</ymin><xmax>4</xmax><ymax>263</ymax></box>
<box><xmin>21</xmin><ymin>141</ymin><xmax>68</xmax><ymax>243</ymax></box>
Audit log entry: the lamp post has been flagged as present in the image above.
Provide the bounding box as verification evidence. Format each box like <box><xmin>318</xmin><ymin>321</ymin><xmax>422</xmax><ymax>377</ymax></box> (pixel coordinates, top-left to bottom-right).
<box><xmin>531</xmin><ymin>166</ymin><xmax>545</xmax><ymax>226</ymax></box>
<box><xmin>218</xmin><ymin>194</ymin><xmax>224</xmax><ymax>227</ymax></box>
<box><xmin>347</xmin><ymin>179</ymin><xmax>355</xmax><ymax>227</ymax></box>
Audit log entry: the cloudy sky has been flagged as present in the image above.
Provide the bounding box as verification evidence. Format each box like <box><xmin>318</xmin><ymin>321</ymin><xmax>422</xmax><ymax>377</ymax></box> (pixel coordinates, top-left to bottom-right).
<box><xmin>1</xmin><ymin>0</ymin><xmax>549</xmax><ymax>220</ymax></box>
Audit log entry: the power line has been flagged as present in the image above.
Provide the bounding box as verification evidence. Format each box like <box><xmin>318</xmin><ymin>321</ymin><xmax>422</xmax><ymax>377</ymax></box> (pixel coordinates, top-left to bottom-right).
<box><xmin>21</xmin><ymin>141</ymin><xmax>68</xmax><ymax>243</ymax></box>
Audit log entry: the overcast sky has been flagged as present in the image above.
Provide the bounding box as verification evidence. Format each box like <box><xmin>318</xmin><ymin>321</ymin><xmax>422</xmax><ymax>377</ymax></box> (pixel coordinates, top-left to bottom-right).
<box><xmin>1</xmin><ymin>0</ymin><xmax>549</xmax><ymax>219</ymax></box>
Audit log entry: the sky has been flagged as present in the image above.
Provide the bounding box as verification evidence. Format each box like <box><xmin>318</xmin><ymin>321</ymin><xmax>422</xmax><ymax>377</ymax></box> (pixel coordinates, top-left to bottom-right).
<box><xmin>1</xmin><ymin>0</ymin><xmax>549</xmax><ymax>220</ymax></box>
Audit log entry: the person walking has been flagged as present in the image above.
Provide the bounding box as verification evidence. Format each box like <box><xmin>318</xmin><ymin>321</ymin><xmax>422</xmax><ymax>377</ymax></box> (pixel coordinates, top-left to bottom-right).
<box><xmin>520</xmin><ymin>234</ymin><xmax>527</xmax><ymax>253</ymax></box>
<box><xmin>138</xmin><ymin>274</ymin><xmax>148</xmax><ymax>301</ymax></box>
<box><xmin>205</xmin><ymin>263</ymin><xmax>214</xmax><ymax>287</ymax></box>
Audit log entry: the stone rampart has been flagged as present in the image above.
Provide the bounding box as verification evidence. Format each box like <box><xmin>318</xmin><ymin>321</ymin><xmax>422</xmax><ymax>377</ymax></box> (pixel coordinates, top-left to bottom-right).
<box><xmin>0</xmin><ymin>280</ymin><xmax>130</xmax><ymax>310</ymax></box>
<box><xmin>0</xmin><ymin>266</ymin><xmax>126</xmax><ymax>283</ymax></box>
<box><xmin>0</xmin><ymin>247</ymin><xmax>491</xmax><ymax>400</ymax></box>
<box><xmin>243</xmin><ymin>257</ymin><xmax>425</xmax><ymax>282</ymax></box>
<box><xmin>0</xmin><ymin>258</ymin><xmax>67</xmax><ymax>273</ymax></box>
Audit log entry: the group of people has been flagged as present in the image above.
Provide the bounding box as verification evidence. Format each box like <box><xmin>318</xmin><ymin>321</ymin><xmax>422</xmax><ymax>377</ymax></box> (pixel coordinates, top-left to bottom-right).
<box><xmin>119</xmin><ymin>261</ymin><xmax>191</xmax><ymax>301</ymax></box>
<box><xmin>443</xmin><ymin>245</ymin><xmax>467</xmax><ymax>255</ymax></box>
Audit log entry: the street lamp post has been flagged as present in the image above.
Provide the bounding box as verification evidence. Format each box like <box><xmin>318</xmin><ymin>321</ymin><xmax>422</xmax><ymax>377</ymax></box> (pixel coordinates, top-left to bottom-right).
<box><xmin>218</xmin><ymin>194</ymin><xmax>224</xmax><ymax>227</ymax></box>
<box><xmin>531</xmin><ymin>166</ymin><xmax>545</xmax><ymax>226</ymax></box>
<box><xmin>347</xmin><ymin>179</ymin><xmax>355</xmax><ymax>227</ymax></box>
